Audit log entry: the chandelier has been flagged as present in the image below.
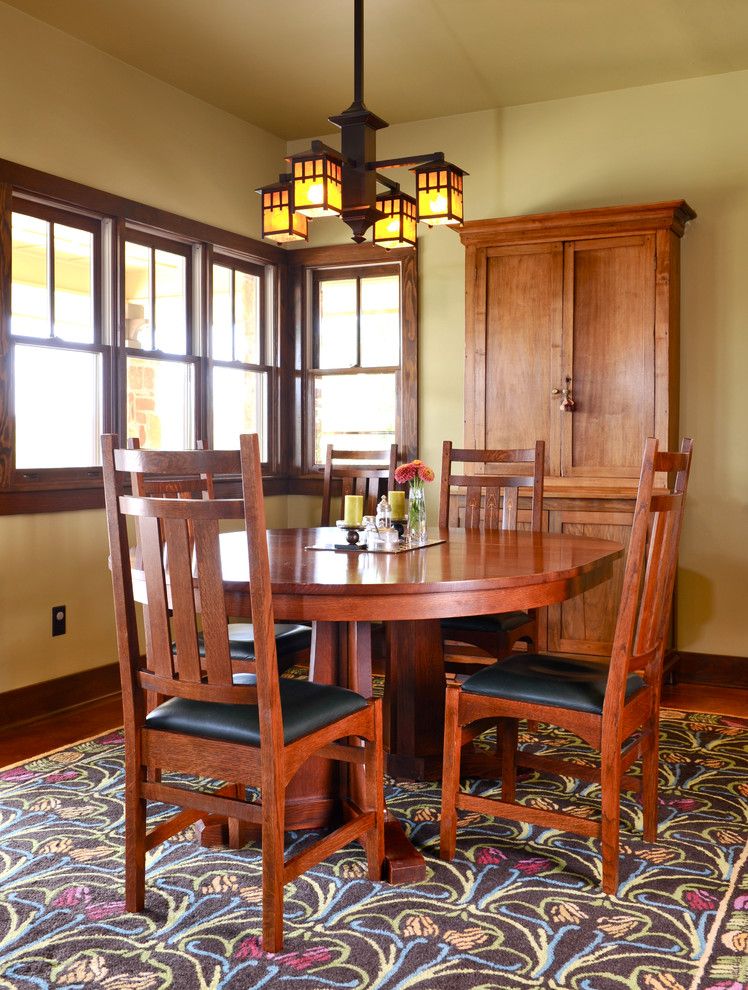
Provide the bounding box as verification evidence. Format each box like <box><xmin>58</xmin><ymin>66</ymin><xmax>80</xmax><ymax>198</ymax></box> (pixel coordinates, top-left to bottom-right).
<box><xmin>258</xmin><ymin>0</ymin><xmax>466</xmax><ymax>248</ymax></box>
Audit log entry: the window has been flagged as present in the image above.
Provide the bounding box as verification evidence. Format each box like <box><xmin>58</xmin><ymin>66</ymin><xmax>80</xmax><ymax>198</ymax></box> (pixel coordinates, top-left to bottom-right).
<box><xmin>211</xmin><ymin>256</ymin><xmax>269</xmax><ymax>459</ymax></box>
<box><xmin>0</xmin><ymin>160</ymin><xmax>283</xmax><ymax>512</ymax></box>
<box><xmin>309</xmin><ymin>265</ymin><xmax>403</xmax><ymax>466</ymax></box>
<box><xmin>10</xmin><ymin>203</ymin><xmax>105</xmax><ymax>473</ymax></box>
<box><xmin>124</xmin><ymin>234</ymin><xmax>194</xmax><ymax>450</ymax></box>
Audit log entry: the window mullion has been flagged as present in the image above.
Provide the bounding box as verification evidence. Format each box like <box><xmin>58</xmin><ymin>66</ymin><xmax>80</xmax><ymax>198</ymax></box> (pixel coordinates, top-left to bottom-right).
<box><xmin>48</xmin><ymin>221</ymin><xmax>55</xmax><ymax>340</ymax></box>
<box><xmin>149</xmin><ymin>245</ymin><xmax>156</xmax><ymax>350</ymax></box>
<box><xmin>231</xmin><ymin>268</ymin><xmax>237</xmax><ymax>363</ymax></box>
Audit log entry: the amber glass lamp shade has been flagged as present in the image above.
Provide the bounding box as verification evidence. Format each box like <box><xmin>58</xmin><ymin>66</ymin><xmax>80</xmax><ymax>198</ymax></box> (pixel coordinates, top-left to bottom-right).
<box><xmin>414</xmin><ymin>161</ymin><xmax>465</xmax><ymax>226</ymax></box>
<box><xmin>372</xmin><ymin>193</ymin><xmax>417</xmax><ymax>249</ymax></box>
<box><xmin>258</xmin><ymin>182</ymin><xmax>309</xmax><ymax>243</ymax></box>
<box><xmin>291</xmin><ymin>153</ymin><xmax>343</xmax><ymax>218</ymax></box>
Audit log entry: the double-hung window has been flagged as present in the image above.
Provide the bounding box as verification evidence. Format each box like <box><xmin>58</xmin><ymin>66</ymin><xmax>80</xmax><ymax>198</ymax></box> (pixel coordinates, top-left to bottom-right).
<box><xmin>210</xmin><ymin>256</ymin><xmax>269</xmax><ymax>460</ymax></box>
<box><xmin>124</xmin><ymin>233</ymin><xmax>194</xmax><ymax>450</ymax></box>
<box><xmin>309</xmin><ymin>264</ymin><xmax>402</xmax><ymax>466</ymax></box>
<box><xmin>10</xmin><ymin>201</ymin><xmax>105</xmax><ymax>478</ymax></box>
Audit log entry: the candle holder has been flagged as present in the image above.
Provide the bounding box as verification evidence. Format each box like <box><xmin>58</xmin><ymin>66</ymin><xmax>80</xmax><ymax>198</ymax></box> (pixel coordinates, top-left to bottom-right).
<box><xmin>336</xmin><ymin>520</ymin><xmax>366</xmax><ymax>545</ymax></box>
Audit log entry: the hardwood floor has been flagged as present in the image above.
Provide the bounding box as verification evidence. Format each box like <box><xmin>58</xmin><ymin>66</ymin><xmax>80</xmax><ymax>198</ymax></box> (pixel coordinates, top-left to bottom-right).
<box><xmin>0</xmin><ymin>683</ymin><xmax>744</xmax><ymax>769</ymax></box>
<box><xmin>0</xmin><ymin>694</ymin><xmax>123</xmax><ymax>767</ymax></box>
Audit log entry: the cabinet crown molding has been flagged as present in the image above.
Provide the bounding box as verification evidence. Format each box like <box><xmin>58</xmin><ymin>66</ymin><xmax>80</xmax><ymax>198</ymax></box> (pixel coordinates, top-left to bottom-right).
<box><xmin>458</xmin><ymin>200</ymin><xmax>696</xmax><ymax>247</ymax></box>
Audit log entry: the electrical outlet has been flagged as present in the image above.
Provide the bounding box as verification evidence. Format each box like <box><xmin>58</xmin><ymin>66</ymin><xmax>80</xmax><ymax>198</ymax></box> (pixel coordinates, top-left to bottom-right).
<box><xmin>52</xmin><ymin>605</ymin><xmax>66</xmax><ymax>637</ymax></box>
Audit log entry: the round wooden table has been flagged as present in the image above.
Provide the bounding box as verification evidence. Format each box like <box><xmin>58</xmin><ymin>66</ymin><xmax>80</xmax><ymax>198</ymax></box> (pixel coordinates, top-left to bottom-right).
<box><xmin>217</xmin><ymin>525</ymin><xmax>622</xmax><ymax>882</ymax></box>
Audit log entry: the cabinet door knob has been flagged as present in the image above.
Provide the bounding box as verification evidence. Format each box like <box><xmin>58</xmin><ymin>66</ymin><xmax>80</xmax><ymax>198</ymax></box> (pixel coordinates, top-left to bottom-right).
<box><xmin>551</xmin><ymin>377</ymin><xmax>575</xmax><ymax>411</ymax></box>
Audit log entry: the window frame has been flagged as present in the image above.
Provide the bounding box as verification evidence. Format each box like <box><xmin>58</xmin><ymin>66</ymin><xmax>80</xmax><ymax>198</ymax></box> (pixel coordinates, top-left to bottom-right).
<box><xmin>0</xmin><ymin>158</ymin><xmax>285</xmax><ymax>514</ymax></box>
<box><xmin>7</xmin><ymin>195</ymin><xmax>111</xmax><ymax>491</ymax></box>
<box><xmin>209</xmin><ymin>252</ymin><xmax>275</xmax><ymax>465</ymax></box>
<box><xmin>122</xmin><ymin>228</ymin><xmax>197</xmax><ymax>452</ymax></box>
<box><xmin>285</xmin><ymin>243</ymin><xmax>418</xmax><ymax>480</ymax></box>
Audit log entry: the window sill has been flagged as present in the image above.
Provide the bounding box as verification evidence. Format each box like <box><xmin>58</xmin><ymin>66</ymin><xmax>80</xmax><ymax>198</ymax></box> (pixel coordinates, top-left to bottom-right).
<box><xmin>0</xmin><ymin>474</ymin><xmax>293</xmax><ymax>516</ymax></box>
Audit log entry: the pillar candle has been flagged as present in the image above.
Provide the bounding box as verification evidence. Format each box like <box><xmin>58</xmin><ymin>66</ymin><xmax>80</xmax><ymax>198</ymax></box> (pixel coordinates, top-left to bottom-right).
<box><xmin>388</xmin><ymin>490</ymin><xmax>406</xmax><ymax>519</ymax></box>
<box><xmin>343</xmin><ymin>494</ymin><xmax>364</xmax><ymax>525</ymax></box>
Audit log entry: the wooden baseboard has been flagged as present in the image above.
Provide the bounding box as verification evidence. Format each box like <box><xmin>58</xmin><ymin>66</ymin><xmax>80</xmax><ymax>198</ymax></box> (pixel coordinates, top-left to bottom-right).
<box><xmin>0</xmin><ymin>663</ymin><xmax>121</xmax><ymax>729</ymax></box>
<box><xmin>672</xmin><ymin>651</ymin><xmax>748</xmax><ymax>690</ymax></box>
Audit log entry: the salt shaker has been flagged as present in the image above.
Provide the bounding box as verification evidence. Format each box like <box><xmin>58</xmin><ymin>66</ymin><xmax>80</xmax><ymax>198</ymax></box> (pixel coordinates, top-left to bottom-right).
<box><xmin>376</xmin><ymin>495</ymin><xmax>392</xmax><ymax>531</ymax></box>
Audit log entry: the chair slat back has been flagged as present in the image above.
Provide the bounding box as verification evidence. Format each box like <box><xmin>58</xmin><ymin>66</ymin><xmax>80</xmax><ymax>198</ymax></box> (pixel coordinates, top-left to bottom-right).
<box><xmin>320</xmin><ymin>444</ymin><xmax>398</xmax><ymax>524</ymax></box>
<box><xmin>605</xmin><ymin>437</ymin><xmax>693</xmax><ymax>714</ymax></box>
<box><xmin>439</xmin><ymin>441</ymin><xmax>545</xmax><ymax>532</ymax></box>
<box><xmin>102</xmin><ymin>438</ymin><xmax>279</xmax><ymax>727</ymax></box>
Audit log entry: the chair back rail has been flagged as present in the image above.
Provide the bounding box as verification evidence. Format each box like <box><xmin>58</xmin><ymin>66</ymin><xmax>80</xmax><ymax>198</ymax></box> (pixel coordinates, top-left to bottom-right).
<box><xmin>439</xmin><ymin>441</ymin><xmax>545</xmax><ymax>531</ymax></box>
<box><xmin>604</xmin><ymin>437</ymin><xmax>693</xmax><ymax>716</ymax></box>
<box><xmin>320</xmin><ymin>443</ymin><xmax>398</xmax><ymax>524</ymax></box>
<box><xmin>103</xmin><ymin>437</ymin><xmax>281</xmax><ymax>738</ymax></box>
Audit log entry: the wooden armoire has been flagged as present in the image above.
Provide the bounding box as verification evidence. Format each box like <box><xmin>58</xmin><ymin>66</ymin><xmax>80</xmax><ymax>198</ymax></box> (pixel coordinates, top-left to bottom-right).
<box><xmin>459</xmin><ymin>200</ymin><xmax>696</xmax><ymax>659</ymax></box>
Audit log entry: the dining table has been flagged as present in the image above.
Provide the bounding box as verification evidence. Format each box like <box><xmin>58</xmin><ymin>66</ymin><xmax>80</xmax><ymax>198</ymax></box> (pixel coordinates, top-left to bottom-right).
<box><xmin>202</xmin><ymin>524</ymin><xmax>623</xmax><ymax>882</ymax></box>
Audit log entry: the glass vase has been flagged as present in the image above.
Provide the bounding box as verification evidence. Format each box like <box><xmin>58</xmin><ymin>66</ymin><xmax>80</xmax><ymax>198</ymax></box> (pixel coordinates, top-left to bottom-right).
<box><xmin>408</xmin><ymin>481</ymin><xmax>427</xmax><ymax>545</ymax></box>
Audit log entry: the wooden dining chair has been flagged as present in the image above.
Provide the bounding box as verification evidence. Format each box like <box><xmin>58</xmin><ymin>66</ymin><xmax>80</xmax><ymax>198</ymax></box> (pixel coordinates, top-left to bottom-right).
<box><xmin>102</xmin><ymin>433</ymin><xmax>385</xmax><ymax>951</ymax></box>
<box><xmin>439</xmin><ymin>440</ymin><xmax>545</xmax><ymax>662</ymax></box>
<box><xmin>320</xmin><ymin>443</ymin><xmax>399</xmax><ymax>525</ymax></box>
<box><xmin>127</xmin><ymin>437</ymin><xmax>311</xmax><ymax>676</ymax></box>
<box><xmin>440</xmin><ymin>436</ymin><xmax>693</xmax><ymax>894</ymax></box>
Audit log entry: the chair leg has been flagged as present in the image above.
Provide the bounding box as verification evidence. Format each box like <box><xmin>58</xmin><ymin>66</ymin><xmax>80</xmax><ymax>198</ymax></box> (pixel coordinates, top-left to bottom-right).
<box><xmin>227</xmin><ymin>783</ymin><xmax>245</xmax><ymax>850</ymax></box>
<box><xmin>600</xmin><ymin>742</ymin><xmax>622</xmax><ymax>895</ymax></box>
<box><xmin>125</xmin><ymin>759</ymin><xmax>147</xmax><ymax>911</ymax></box>
<box><xmin>641</xmin><ymin>715</ymin><xmax>660</xmax><ymax>842</ymax></box>
<box><xmin>440</xmin><ymin>682</ymin><xmax>462</xmax><ymax>861</ymax></box>
<box><xmin>361</xmin><ymin>700</ymin><xmax>385</xmax><ymax>880</ymax></box>
<box><xmin>261</xmin><ymin>776</ymin><xmax>286</xmax><ymax>953</ymax></box>
<box><xmin>500</xmin><ymin>718</ymin><xmax>519</xmax><ymax>803</ymax></box>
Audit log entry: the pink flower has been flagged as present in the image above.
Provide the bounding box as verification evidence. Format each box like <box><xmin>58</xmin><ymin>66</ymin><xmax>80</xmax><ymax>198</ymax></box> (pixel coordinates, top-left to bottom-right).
<box><xmin>476</xmin><ymin>847</ymin><xmax>508</xmax><ymax>865</ymax></box>
<box><xmin>97</xmin><ymin>733</ymin><xmax>125</xmax><ymax>745</ymax></box>
<box><xmin>86</xmin><ymin>900</ymin><xmax>126</xmax><ymax>920</ymax></box>
<box><xmin>0</xmin><ymin>769</ymin><xmax>35</xmax><ymax>782</ymax></box>
<box><xmin>235</xmin><ymin>936</ymin><xmax>266</xmax><ymax>960</ymax></box>
<box><xmin>734</xmin><ymin>895</ymin><xmax>748</xmax><ymax>910</ymax></box>
<box><xmin>45</xmin><ymin>771</ymin><xmax>77</xmax><ymax>782</ymax></box>
<box><xmin>684</xmin><ymin>889</ymin><xmax>719</xmax><ymax>911</ymax></box>
<box><xmin>52</xmin><ymin>886</ymin><xmax>92</xmax><ymax>908</ymax></box>
<box><xmin>516</xmin><ymin>857</ymin><xmax>552</xmax><ymax>875</ymax></box>
<box><xmin>703</xmin><ymin>982</ymin><xmax>747</xmax><ymax>990</ymax></box>
<box><xmin>275</xmin><ymin>947</ymin><xmax>332</xmax><ymax>970</ymax></box>
<box><xmin>668</xmin><ymin>797</ymin><xmax>699</xmax><ymax>811</ymax></box>
<box><xmin>395</xmin><ymin>459</ymin><xmax>435</xmax><ymax>485</ymax></box>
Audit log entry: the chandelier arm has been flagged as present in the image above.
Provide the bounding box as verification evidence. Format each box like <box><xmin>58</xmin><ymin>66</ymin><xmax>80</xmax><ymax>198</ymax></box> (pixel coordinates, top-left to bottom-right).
<box><xmin>366</xmin><ymin>152</ymin><xmax>446</xmax><ymax>171</ymax></box>
<box><xmin>373</xmin><ymin>172</ymin><xmax>401</xmax><ymax>194</ymax></box>
<box><xmin>309</xmin><ymin>139</ymin><xmax>346</xmax><ymax>161</ymax></box>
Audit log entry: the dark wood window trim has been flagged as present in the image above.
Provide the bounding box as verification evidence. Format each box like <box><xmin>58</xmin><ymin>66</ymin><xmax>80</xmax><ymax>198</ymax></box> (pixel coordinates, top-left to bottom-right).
<box><xmin>0</xmin><ymin>157</ymin><xmax>284</xmax><ymax>515</ymax></box>
<box><xmin>285</xmin><ymin>242</ymin><xmax>418</xmax><ymax>492</ymax></box>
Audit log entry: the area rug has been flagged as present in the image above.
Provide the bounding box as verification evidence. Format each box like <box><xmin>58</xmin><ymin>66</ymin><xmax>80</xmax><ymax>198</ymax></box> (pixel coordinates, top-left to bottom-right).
<box><xmin>0</xmin><ymin>709</ymin><xmax>746</xmax><ymax>990</ymax></box>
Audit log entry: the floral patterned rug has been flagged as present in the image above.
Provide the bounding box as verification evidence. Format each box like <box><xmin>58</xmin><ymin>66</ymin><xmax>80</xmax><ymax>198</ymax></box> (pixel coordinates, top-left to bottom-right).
<box><xmin>0</xmin><ymin>709</ymin><xmax>746</xmax><ymax>990</ymax></box>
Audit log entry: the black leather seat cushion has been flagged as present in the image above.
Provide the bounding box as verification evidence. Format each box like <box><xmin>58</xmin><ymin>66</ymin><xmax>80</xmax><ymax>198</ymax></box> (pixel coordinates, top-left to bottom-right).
<box><xmin>198</xmin><ymin>623</ymin><xmax>311</xmax><ymax>661</ymax></box>
<box><xmin>461</xmin><ymin>654</ymin><xmax>645</xmax><ymax>715</ymax></box>
<box><xmin>442</xmin><ymin>611</ymin><xmax>532</xmax><ymax>634</ymax></box>
<box><xmin>145</xmin><ymin>675</ymin><xmax>368</xmax><ymax>746</ymax></box>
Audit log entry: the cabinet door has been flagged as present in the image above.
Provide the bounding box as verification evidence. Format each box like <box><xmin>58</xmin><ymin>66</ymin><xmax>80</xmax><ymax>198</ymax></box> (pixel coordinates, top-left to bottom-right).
<box><xmin>471</xmin><ymin>243</ymin><xmax>563</xmax><ymax>474</ymax></box>
<box><xmin>547</xmin><ymin>508</ymin><xmax>633</xmax><ymax>657</ymax></box>
<box><xmin>561</xmin><ymin>235</ymin><xmax>656</xmax><ymax>478</ymax></box>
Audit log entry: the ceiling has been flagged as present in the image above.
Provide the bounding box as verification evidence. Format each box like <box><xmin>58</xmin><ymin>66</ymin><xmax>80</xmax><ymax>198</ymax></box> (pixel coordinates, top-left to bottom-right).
<box><xmin>6</xmin><ymin>0</ymin><xmax>748</xmax><ymax>139</ymax></box>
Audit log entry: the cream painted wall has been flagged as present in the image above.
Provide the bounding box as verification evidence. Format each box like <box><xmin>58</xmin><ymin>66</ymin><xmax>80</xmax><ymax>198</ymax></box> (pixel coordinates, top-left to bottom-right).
<box><xmin>0</xmin><ymin>3</ymin><xmax>290</xmax><ymax>692</ymax></box>
<box><xmin>0</xmin><ymin>2</ymin><xmax>287</xmax><ymax>238</ymax></box>
<box><xmin>0</xmin><ymin>0</ymin><xmax>745</xmax><ymax>693</ymax></box>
